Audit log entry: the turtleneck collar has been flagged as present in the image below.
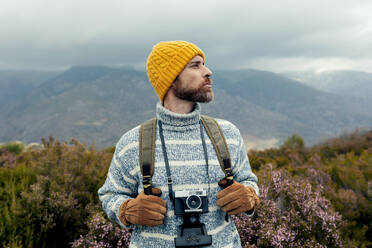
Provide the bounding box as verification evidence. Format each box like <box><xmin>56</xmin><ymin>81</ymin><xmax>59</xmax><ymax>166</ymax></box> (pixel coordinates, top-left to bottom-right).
<box><xmin>156</xmin><ymin>102</ymin><xmax>201</xmax><ymax>127</ymax></box>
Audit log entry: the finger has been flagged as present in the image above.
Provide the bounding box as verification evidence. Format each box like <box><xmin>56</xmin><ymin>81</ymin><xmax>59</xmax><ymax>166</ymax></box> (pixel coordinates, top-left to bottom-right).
<box><xmin>228</xmin><ymin>206</ymin><xmax>247</xmax><ymax>215</ymax></box>
<box><xmin>221</xmin><ymin>198</ymin><xmax>242</xmax><ymax>212</ymax></box>
<box><xmin>126</xmin><ymin>209</ymin><xmax>165</xmax><ymax>224</ymax></box>
<box><xmin>144</xmin><ymin>203</ymin><xmax>167</xmax><ymax>215</ymax></box>
<box><xmin>245</xmin><ymin>186</ymin><xmax>256</xmax><ymax>195</ymax></box>
<box><xmin>216</xmin><ymin>191</ymin><xmax>240</xmax><ymax>207</ymax></box>
<box><xmin>126</xmin><ymin>202</ymin><xmax>167</xmax><ymax>215</ymax></box>
<box><xmin>217</xmin><ymin>183</ymin><xmax>241</xmax><ymax>199</ymax></box>
<box><xmin>125</xmin><ymin>212</ymin><xmax>138</xmax><ymax>224</ymax></box>
<box><xmin>151</xmin><ymin>187</ymin><xmax>162</xmax><ymax>197</ymax></box>
<box><xmin>228</xmin><ymin>198</ymin><xmax>255</xmax><ymax>215</ymax></box>
<box><xmin>218</xmin><ymin>178</ymin><xmax>228</xmax><ymax>187</ymax></box>
<box><xmin>128</xmin><ymin>212</ymin><xmax>164</xmax><ymax>227</ymax></box>
<box><xmin>144</xmin><ymin>195</ymin><xmax>167</xmax><ymax>207</ymax></box>
<box><xmin>144</xmin><ymin>209</ymin><xmax>166</xmax><ymax>221</ymax></box>
<box><xmin>126</xmin><ymin>199</ymin><xmax>138</xmax><ymax>210</ymax></box>
<box><xmin>254</xmin><ymin>196</ymin><xmax>260</xmax><ymax>206</ymax></box>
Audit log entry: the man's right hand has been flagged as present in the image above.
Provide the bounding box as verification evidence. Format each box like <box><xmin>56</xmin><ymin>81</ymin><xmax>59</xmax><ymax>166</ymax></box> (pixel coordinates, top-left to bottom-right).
<box><xmin>119</xmin><ymin>188</ymin><xmax>167</xmax><ymax>227</ymax></box>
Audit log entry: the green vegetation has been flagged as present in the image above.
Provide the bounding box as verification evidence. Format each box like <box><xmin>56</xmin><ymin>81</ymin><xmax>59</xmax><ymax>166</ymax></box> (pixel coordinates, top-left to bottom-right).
<box><xmin>0</xmin><ymin>131</ymin><xmax>371</xmax><ymax>247</ymax></box>
<box><xmin>248</xmin><ymin>130</ymin><xmax>372</xmax><ymax>247</ymax></box>
<box><xmin>0</xmin><ymin>137</ymin><xmax>113</xmax><ymax>247</ymax></box>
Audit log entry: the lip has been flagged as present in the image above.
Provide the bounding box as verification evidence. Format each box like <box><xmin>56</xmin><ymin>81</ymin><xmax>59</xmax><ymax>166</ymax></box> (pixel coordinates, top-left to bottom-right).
<box><xmin>203</xmin><ymin>84</ymin><xmax>212</xmax><ymax>88</ymax></box>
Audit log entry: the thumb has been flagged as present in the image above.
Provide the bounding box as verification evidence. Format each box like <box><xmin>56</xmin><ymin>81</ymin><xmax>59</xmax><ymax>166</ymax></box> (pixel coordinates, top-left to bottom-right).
<box><xmin>151</xmin><ymin>187</ymin><xmax>162</xmax><ymax>197</ymax></box>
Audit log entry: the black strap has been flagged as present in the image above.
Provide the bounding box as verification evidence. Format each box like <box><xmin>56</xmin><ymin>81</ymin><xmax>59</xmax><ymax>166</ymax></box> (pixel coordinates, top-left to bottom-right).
<box><xmin>158</xmin><ymin>121</ymin><xmax>175</xmax><ymax>200</ymax></box>
<box><xmin>200</xmin><ymin>121</ymin><xmax>211</xmax><ymax>198</ymax></box>
<box><xmin>158</xmin><ymin>120</ymin><xmax>211</xmax><ymax>201</ymax></box>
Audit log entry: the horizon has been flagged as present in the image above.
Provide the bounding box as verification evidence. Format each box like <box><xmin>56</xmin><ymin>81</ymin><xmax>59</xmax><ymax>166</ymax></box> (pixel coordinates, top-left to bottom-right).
<box><xmin>2</xmin><ymin>64</ymin><xmax>372</xmax><ymax>76</ymax></box>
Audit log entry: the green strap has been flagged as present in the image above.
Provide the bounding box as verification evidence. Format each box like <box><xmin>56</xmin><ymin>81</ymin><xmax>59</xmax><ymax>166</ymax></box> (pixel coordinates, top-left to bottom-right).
<box><xmin>200</xmin><ymin>115</ymin><xmax>233</xmax><ymax>179</ymax></box>
<box><xmin>139</xmin><ymin>118</ymin><xmax>157</xmax><ymax>191</ymax></box>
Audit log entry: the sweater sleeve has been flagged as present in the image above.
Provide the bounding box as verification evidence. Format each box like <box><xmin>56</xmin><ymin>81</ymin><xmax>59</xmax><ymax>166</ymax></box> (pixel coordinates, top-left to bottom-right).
<box><xmin>231</xmin><ymin>130</ymin><xmax>259</xmax><ymax>197</ymax></box>
<box><xmin>98</xmin><ymin>128</ymin><xmax>140</xmax><ymax>229</ymax></box>
<box><xmin>217</xmin><ymin>120</ymin><xmax>259</xmax><ymax>192</ymax></box>
<box><xmin>217</xmin><ymin>120</ymin><xmax>259</xmax><ymax>217</ymax></box>
<box><xmin>229</xmin><ymin>124</ymin><xmax>259</xmax><ymax>217</ymax></box>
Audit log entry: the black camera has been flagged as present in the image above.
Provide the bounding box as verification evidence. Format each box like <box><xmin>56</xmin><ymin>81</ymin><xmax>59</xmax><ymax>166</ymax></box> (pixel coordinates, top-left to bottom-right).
<box><xmin>173</xmin><ymin>189</ymin><xmax>212</xmax><ymax>247</ymax></box>
<box><xmin>174</xmin><ymin>189</ymin><xmax>209</xmax><ymax>215</ymax></box>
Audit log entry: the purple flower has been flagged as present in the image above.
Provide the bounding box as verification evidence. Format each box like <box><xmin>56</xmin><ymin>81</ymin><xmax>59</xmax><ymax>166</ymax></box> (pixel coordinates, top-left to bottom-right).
<box><xmin>233</xmin><ymin>169</ymin><xmax>344</xmax><ymax>248</ymax></box>
<box><xmin>71</xmin><ymin>212</ymin><xmax>131</xmax><ymax>248</ymax></box>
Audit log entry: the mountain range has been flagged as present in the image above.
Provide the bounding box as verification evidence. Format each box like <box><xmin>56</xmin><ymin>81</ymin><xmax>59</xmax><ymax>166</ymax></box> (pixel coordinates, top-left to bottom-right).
<box><xmin>284</xmin><ymin>70</ymin><xmax>372</xmax><ymax>100</ymax></box>
<box><xmin>1</xmin><ymin>67</ymin><xmax>371</xmax><ymax>149</ymax></box>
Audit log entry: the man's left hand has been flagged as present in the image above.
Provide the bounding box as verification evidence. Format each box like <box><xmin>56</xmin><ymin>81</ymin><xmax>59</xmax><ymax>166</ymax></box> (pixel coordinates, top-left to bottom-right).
<box><xmin>216</xmin><ymin>181</ymin><xmax>259</xmax><ymax>215</ymax></box>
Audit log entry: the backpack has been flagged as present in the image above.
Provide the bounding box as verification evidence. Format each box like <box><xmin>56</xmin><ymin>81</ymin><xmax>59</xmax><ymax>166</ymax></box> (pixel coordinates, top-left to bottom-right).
<box><xmin>139</xmin><ymin>115</ymin><xmax>233</xmax><ymax>195</ymax></box>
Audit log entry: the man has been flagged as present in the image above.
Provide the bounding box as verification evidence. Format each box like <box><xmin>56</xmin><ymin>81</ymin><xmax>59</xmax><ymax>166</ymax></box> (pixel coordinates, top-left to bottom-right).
<box><xmin>98</xmin><ymin>41</ymin><xmax>259</xmax><ymax>247</ymax></box>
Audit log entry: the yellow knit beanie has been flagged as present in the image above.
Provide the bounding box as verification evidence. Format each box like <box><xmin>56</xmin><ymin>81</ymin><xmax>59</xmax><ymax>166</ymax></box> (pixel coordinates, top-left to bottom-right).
<box><xmin>146</xmin><ymin>41</ymin><xmax>205</xmax><ymax>101</ymax></box>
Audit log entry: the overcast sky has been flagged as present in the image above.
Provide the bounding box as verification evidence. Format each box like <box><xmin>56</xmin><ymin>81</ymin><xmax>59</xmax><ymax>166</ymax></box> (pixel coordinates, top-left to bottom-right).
<box><xmin>1</xmin><ymin>0</ymin><xmax>372</xmax><ymax>73</ymax></box>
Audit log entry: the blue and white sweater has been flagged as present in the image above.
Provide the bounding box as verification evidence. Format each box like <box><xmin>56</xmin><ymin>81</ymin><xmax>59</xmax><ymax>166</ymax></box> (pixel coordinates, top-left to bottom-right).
<box><xmin>98</xmin><ymin>102</ymin><xmax>259</xmax><ymax>248</ymax></box>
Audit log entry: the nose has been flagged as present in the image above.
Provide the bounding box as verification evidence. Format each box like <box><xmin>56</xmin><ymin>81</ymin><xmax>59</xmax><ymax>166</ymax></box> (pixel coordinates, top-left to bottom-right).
<box><xmin>204</xmin><ymin>65</ymin><xmax>212</xmax><ymax>78</ymax></box>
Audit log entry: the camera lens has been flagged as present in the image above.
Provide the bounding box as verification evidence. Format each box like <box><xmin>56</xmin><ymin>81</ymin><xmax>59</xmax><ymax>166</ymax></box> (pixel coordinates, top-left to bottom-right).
<box><xmin>186</xmin><ymin>195</ymin><xmax>202</xmax><ymax>209</ymax></box>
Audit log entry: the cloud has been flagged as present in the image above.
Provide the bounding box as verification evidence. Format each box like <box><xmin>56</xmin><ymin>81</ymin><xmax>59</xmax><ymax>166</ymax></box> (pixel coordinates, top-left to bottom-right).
<box><xmin>1</xmin><ymin>0</ymin><xmax>372</xmax><ymax>72</ymax></box>
<box><xmin>240</xmin><ymin>57</ymin><xmax>372</xmax><ymax>73</ymax></box>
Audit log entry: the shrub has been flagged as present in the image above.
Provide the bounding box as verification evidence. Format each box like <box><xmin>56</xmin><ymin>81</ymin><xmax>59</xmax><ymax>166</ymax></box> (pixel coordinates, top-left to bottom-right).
<box><xmin>282</xmin><ymin>134</ymin><xmax>305</xmax><ymax>150</ymax></box>
<box><xmin>1</xmin><ymin>130</ymin><xmax>371</xmax><ymax>247</ymax></box>
<box><xmin>0</xmin><ymin>137</ymin><xmax>114</xmax><ymax>247</ymax></box>
<box><xmin>5</xmin><ymin>141</ymin><xmax>25</xmax><ymax>155</ymax></box>
<box><xmin>71</xmin><ymin>212</ymin><xmax>132</xmax><ymax>248</ymax></box>
<box><xmin>0</xmin><ymin>164</ymin><xmax>36</xmax><ymax>247</ymax></box>
<box><xmin>233</xmin><ymin>169</ymin><xmax>344</xmax><ymax>248</ymax></box>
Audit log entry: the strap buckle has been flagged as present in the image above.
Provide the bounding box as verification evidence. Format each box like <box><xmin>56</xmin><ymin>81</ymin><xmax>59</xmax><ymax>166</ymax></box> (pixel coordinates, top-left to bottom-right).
<box><xmin>167</xmin><ymin>176</ymin><xmax>173</xmax><ymax>184</ymax></box>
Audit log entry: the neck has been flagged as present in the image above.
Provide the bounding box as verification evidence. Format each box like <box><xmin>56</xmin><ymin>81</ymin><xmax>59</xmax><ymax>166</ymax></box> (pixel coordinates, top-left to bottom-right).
<box><xmin>163</xmin><ymin>92</ymin><xmax>195</xmax><ymax>114</ymax></box>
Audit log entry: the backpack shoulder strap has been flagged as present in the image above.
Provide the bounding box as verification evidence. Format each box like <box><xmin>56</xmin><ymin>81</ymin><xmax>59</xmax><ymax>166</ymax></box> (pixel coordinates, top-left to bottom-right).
<box><xmin>139</xmin><ymin>118</ymin><xmax>157</xmax><ymax>194</ymax></box>
<box><xmin>200</xmin><ymin>115</ymin><xmax>233</xmax><ymax>181</ymax></box>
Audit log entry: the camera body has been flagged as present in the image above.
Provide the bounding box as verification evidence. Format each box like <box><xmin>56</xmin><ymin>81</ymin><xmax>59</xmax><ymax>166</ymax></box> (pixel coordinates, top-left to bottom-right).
<box><xmin>174</xmin><ymin>189</ymin><xmax>209</xmax><ymax>216</ymax></box>
<box><xmin>173</xmin><ymin>189</ymin><xmax>212</xmax><ymax>247</ymax></box>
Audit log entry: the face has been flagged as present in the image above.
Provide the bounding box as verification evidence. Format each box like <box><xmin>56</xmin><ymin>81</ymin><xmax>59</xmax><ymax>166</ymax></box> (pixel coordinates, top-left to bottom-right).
<box><xmin>171</xmin><ymin>55</ymin><xmax>213</xmax><ymax>103</ymax></box>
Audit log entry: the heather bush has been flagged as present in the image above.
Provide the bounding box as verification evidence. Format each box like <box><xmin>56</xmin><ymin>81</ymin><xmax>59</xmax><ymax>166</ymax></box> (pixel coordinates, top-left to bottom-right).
<box><xmin>233</xmin><ymin>169</ymin><xmax>344</xmax><ymax>248</ymax></box>
<box><xmin>248</xmin><ymin>131</ymin><xmax>372</xmax><ymax>247</ymax></box>
<box><xmin>0</xmin><ymin>136</ymin><xmax>114</xmax><ymax>247</ymax></box>
<box><xmin>0</xmin><ymin>146</ymin><xmax>17</xmax><ymax>167</ymax></box>
<box><xmin>71</xmin><ymin>212</ymin><xmax>131</xmax><ymax>248</ymax></box>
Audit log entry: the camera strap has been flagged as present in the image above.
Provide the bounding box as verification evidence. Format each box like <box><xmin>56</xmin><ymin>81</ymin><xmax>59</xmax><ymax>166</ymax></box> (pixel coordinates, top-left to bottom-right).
<box><xmin>139</xmin><ymin>116</ymin><xmax>232</xmax><ymax>198</ymax></box>
<box><xmin>200</xmin><ymin>116</ymin><xmax>233</xmax><ymax>182</ymax></box>
<box><xmin>158</xmin><ymin>120</ymin><xmax>210</xmax><ymax>202</ymax></box>
<box><xmin>158</xmin><ymin>120</ymin><xmax>175</xmax><ymax>200</ymax></box>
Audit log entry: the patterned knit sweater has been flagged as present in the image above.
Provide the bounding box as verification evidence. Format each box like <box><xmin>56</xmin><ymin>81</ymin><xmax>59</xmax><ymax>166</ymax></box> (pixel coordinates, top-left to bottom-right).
<box><xmin>98</xmin><ymin>102</ymin><xmax>259</xmax><ymax>248</ymax></box>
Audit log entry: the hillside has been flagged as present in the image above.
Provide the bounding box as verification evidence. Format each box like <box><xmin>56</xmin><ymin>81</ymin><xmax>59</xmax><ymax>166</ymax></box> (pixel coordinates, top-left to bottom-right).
<box><xmin>215</xmin><ymin>69</ymin><xmax>372</xmax><ymax>136</ymax></box>
<box><xmin>284</xmin><ymin>70</ymin><xmax>372</xmax><ymax>101</ymax></box>
<box><xmin>0</xmin><ymin>70</ymin><xmax>60</xmax><ymax>106</ymax></box>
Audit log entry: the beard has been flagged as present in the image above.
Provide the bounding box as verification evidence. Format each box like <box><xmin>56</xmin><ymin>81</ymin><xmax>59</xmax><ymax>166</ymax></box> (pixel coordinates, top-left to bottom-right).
<box><xmin>172</xmin><ymin>78</ymin><xmax>214</xmax><ymax>103</ymax></box>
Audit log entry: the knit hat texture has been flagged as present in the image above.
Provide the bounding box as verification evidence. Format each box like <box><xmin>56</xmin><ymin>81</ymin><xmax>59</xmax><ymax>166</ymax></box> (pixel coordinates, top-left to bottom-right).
<box><xmin>146</xmin><ymin>41</ymin><xmax>205</xmax><ymax>101</ymax></box>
